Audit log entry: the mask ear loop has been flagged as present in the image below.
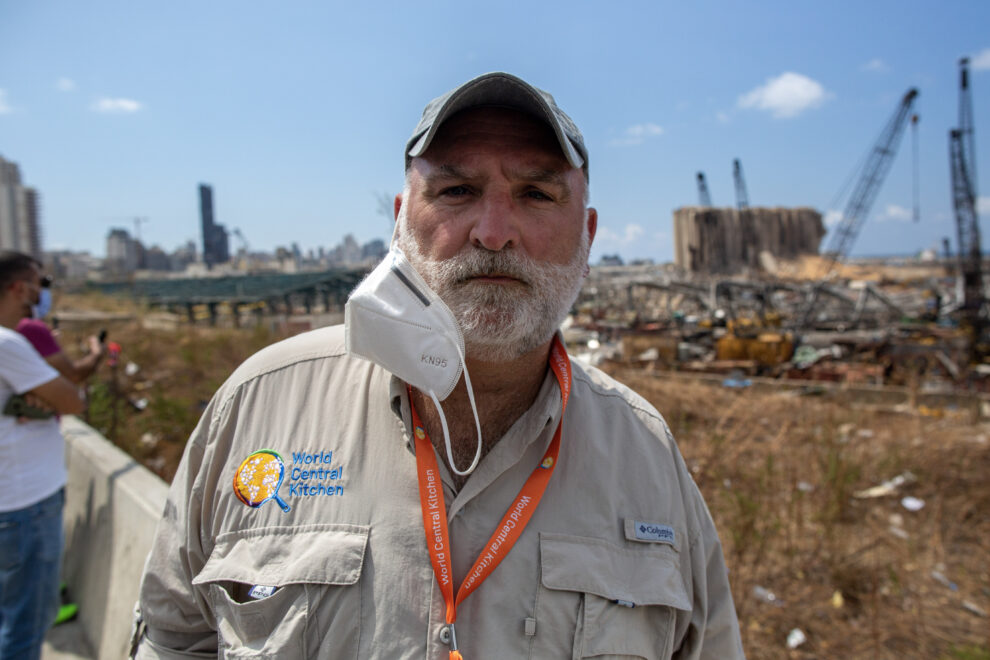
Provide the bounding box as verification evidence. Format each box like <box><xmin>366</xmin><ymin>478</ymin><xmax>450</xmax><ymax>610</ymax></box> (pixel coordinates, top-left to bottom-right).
<box><xmin>427</xmin><ymin>340</ymin><xmax>483</xmax><ymax>477</ymax></box>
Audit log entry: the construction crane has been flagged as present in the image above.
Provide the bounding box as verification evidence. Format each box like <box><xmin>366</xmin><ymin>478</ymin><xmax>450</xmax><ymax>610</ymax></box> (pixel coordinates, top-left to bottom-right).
<box><xmin>132</xmin><ymin>216</ymin><xmax>149</xmax><ymax>243</ymax></box>
<box><xmin>798</xmin><ymin>88</ymin><xmax>919</xmax><ymax>328</ymax></box>
<box><xmin>232</xmin><ymin>228</ymin><xmax>250</xmax><ymax>254</ymax></box>
<box><xmin>733</xmin><ymin>159</ymin><xmax>749</xmax><ymax>210</ymax></box>
<box><xmin>696</xmin><ymin>172</ymin><xmax>712</xmax><ymax>207</ymax></box>
<box><xmin>949</xmin><ymin>57</ymin><xmax>984</xmax><ymax>354</ymax></box>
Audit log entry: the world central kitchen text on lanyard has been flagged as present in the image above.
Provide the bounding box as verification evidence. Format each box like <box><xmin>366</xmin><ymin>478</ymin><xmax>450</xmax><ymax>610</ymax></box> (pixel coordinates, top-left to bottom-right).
<box><xmin>411</xmin><ymin>335</ymin><xmax>571</xmax><ymax>659</ymax></box>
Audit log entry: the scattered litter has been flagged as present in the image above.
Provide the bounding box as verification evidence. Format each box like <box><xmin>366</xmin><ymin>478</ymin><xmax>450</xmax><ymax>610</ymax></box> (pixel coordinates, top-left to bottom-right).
<box><xmin>962</xmin><ymin>600</ymin><xmax>987</xmax><ymax>618</ymax></box>
<box><xmin>723</xmin><ymin>478</ymin><xmax>732</xmax><ymax>489</ymax></box>
<box><xmin>125</xmin><ymin>362</ymin><xmax>140</xmax><ymax>376</ymax></box>
<box><xmin>140</xmin><ymin>433</ymin><xmax>159</xmax><ymax>450</ymax></box>
<box><xmin>854</xmin><ymin>472</ymin><xmax>917</xmax><ymax>499</ymax></box>
<box><xmin>637</xmin><ymin>348</ymin><xmax>659</xmax><ymax>361</ymax></box>
<box><xmin>722</xmin><ymin>376</ymin><xmax>753</xmax><ymax>389</ymax></box>
<box><xmin>133</xmin><ymin>398</ymin><xmax>149</xmax><ymax>411</ymax></box>
<box><xmin>889</xmin><ymin>526</ymin><xmax>910</xmax><ymax>540</ymax></box>
<box><xmin>146</xmin><ymin>456</ymin><xmax>166</xmax><ymax>472</ymax></box>
<box><xmin>856</xmin><ymin>428</ymin><xmax>875</xmax><ymax>439</ymax></box>
<box><xmin>901</xmin><ymin>496</ymin><xmax>925</xmax><ymax>511</ymax></box>
<box><xmin>931</xmin><ymin>570</ymin><xmax>958</xmax><ymax>591</ymax></box>
<box><xmin>786</xmin><ymin>628</ymin><xmax>807</xmax><ymax>649</ymax></box>
<box><xmin>752</xmin><ymin>585</ymin><xmax>782</xmax><ymax>606</ymax></box>
<box><xmin>831</xmin><ymin>590</ymin><xmax>844</xmax><ymax>609</ymax></box>
<box><xmin>797</xmin><ymin>481</ymin><xmax>814</xmax><ymax>493</ymax></box>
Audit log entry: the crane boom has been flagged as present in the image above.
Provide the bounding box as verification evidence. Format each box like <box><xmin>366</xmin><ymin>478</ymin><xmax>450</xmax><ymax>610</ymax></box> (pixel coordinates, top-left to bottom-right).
<box><xmin>950</xmin><ymin>58</ymin><xmax>984</xmax><ymax>349</ymax></box>
<box><xmin>950</xmin><ymin>129</ymin><xmax>982</xmax><ymax>316</ymax></box>
<box><xmin>696</xmin><ymin>172</ymin><xmax>712</xmax><ymax>207</ymax></box>
<box><xmin>797</xmin><ymin>88</ymin><xmax>919</xmax><ymax>329</ymax></box>
<box><xmin>821</xmin><ymin>88</ymin><xmax>919</xmax><ymax>273</ymax></box>
<box><xmin>733</xmin><ymin>159</ymin><xmax>749</xmax><ymax>210</ymax></box>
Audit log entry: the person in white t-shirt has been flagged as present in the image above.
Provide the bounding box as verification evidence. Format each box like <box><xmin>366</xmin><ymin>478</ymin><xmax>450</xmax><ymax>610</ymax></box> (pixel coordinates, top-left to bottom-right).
<box><xmin>0</xmin><ymin>250</ymin><xmax>84</xmax><ymax>660</ymax></box>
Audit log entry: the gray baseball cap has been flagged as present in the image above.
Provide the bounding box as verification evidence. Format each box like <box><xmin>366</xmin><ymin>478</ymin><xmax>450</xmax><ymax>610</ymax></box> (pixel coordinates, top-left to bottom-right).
<box><xmin>405</xmin><ymin>72</ymin><xmax>587</xmax><ymax>175</ymax></box>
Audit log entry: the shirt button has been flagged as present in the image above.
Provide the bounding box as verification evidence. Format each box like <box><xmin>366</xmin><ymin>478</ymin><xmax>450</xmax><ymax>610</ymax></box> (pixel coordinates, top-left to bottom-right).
<box><xmin>439</xmin><ymin>626</ymin><xmax>451</xmax><ymax>645</ymax></box>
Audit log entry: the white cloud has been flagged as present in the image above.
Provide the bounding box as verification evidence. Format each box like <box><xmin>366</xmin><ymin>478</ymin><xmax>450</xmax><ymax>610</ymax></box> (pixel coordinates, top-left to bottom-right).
<box><xmin>979</xmin><ymin>196</ymin><xmax>990</xmax><ymax>214</ymax></box>
<box><xmin>824</xmin><ymin>209</ymin><xmax>843</xmax><ymax>228</ymax></box>
<box><xmin>56</xmin><ymin>78</ymin><xmax>77</xmax><ymax>92</ymax></box>
<box><xmin>878</xmin><ymin>203</ymin><xmax>913</xmax><ymax>222</ymax></box>
<box><xmin>91</xmin><ymin>97</ymin><xmax>143</xmax><ymax>113</ymax></box>
<box><xmin>737</xmin><ymin>72</ymin><xmax>830</xmax><ymax>119</ymax></box>
<box><xmin>598</xmin><ymin>223</ymin><xmax>646</xmax><ymax>244</ymax></box>
<box><xmin>861</xmin><ymin>58</ymin><xmax>889</xmax><ymax>73</ymax></box>
<box><xmin>0</xmin><ymin>89</ymin><xmax>11</xmax><ymax>114</ymax></box>
<box><xmin>608</xmin><ymin>123</ymin><xmax>664</xmax><ymax>147</ymax></box>
<box><xmin>971</xmin><ymin>48</ymin><xmax>990</xmax><ymax>71</ymax></box>
<box><xmin>716</xmin><ymin>111</ymin><xmax>731</xmax><ymax>124</ymax></box>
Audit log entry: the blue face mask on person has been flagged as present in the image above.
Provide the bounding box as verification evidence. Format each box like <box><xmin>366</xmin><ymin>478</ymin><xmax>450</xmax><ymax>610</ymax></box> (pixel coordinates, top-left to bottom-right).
<box><xmin>32</xmin><ymin>287</ymin><xmax>52</xmax><ymax>319</ymax></box>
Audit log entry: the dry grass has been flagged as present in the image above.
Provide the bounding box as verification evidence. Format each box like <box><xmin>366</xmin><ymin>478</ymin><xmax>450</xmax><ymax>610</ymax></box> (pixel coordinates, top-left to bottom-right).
<box><xmin>48</xmin><ymin>292</ymin><xmax>989</xmax><ymax>657</ymax></box>
<box><xmin>607</xmin><ymin>367</ymin><xmax>990</xmax><ymax>659</ymax></box>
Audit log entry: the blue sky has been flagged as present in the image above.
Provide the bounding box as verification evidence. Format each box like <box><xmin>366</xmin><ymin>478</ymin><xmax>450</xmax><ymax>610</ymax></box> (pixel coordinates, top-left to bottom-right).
<box><xmin>2</xmin><ymin>1</ymin><xmax>989</xmax><ymax>263</ymax></box>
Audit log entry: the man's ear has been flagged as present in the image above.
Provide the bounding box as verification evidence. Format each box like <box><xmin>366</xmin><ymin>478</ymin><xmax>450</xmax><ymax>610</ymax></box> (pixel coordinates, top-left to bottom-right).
<box><xmin>586</xmin><ymin>207</ymin><xmax>598</xmax><ymax>246</ymax></box>
<box><xmin>394</xmin><ymin>193</ymin><xmax>403</xmax><ymax>221</ymax></box>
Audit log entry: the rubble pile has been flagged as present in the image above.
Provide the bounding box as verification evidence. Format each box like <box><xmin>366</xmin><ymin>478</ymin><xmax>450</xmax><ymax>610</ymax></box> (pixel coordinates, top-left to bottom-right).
<box><xmin>567</xmin><ymin>258</ymin><xmax>988</xmax><ymax>400</ymax></box>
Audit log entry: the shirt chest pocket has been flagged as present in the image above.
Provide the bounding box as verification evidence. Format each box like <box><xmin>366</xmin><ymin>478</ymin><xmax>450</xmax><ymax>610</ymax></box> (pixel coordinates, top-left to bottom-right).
<box><xmin>192</xmin><ymin>523</ymin><xmax>369</xmax><ymax>659</ymax></box>
<box><xmin>538</xmin><ymin>533</ymin><xmax>692</xmax><ymax>660</ymax></box>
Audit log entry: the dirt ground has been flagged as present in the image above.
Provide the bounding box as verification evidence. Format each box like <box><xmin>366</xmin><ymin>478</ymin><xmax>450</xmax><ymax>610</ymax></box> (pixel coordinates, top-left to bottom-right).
<box><xmin>607</xmin><ymin>368</ymin><xmax>990</xmax><ymax>659</ymax></box>
<box><xmin>50</xmin><ymin>293</ymin><xmax>990</xmax><ymax>659</ymax></box>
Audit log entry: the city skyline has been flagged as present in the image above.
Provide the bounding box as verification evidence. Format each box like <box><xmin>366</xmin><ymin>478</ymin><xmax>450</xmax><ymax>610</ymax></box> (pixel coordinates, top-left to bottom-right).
<box><xmin>2</xmin><ymin>2</ymin><xmax>989</xmax><ymax>263</ymax></box>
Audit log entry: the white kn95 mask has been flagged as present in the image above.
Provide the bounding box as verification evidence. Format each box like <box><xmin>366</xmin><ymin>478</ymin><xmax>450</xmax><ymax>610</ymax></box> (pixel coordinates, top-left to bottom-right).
<box><xmin>345</xmin><ymin>247</ymin><xmax>484</xmax><ymax>476</ymax></box>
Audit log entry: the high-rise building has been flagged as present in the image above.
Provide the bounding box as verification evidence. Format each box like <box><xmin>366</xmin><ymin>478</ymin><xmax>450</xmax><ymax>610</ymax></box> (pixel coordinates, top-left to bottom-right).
<box><xmin>0</xmin><ymin>155</ymin><xmax>43</xmax><ymax>257</ymax></box>
<box><xmin>106</xmin><ymin>228</ymin><xmax>140</xmax><ymax>275</ymax></box>
<box><xmin>199</xmin><ymin>183</ymin><xmax>230</xmax><ymax>268</ymax></box>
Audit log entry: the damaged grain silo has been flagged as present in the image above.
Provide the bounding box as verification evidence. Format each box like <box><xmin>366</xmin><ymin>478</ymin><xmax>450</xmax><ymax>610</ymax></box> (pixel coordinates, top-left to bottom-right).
<box><xmin>672</xmin><ymin>206</ymin><xmax>825</xmax><ymax>274</ymax></box>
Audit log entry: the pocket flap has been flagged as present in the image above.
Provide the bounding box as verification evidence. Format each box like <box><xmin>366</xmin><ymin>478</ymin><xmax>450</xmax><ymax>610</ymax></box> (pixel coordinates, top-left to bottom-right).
<box><xmin>540</xmin><ymin>533</ymin><xmax>691</xmax><ymax>611</ymax></box>
<box><xmin>193</xmin><ymin>523</ymin><xmax>369</xmax><ymax>588</ymax></box>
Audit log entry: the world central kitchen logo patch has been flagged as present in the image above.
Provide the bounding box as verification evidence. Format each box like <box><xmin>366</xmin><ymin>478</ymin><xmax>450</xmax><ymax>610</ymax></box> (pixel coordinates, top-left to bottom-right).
<box><xmin>234</xmin><ymin>449</ymin><xmax>345</xmax><ymax>512</ymax></box>
<box><xmin>233</xmin><ymin>450</ymin><xmax>292</xmax><ymax>512</ymax></box>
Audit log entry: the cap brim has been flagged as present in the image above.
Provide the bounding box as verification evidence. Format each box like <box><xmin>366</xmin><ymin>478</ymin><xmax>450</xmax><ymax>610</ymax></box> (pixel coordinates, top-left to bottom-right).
<box><xmin>407</xmin><ymin>73</ymin><xmax>584</xmax><ymax>170</ymax></box>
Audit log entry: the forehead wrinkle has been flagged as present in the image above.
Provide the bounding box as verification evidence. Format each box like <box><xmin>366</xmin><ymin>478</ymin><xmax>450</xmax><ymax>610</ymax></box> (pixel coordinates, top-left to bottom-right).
<box><xmin>422</xmin><ymin>163</ymin><xmax>481</xmax><ymax>184</ymax></box>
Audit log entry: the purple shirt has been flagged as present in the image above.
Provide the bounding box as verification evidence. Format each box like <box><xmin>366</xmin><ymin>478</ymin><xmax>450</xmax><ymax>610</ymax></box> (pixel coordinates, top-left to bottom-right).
<box><xmin>16</xmin><ymin>319</ymin><xmax>61</xmax><ymax>358</ymax></box>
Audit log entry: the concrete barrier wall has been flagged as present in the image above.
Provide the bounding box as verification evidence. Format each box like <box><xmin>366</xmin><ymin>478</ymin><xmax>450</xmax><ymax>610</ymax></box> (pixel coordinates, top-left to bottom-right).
<box><xmin>60</xmin><ymin>417</ymin><xmax>169</xmax><ymax>659</ymax></box>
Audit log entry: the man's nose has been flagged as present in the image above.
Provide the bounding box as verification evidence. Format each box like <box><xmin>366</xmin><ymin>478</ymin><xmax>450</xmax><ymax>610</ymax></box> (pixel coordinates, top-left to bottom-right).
<box><xmin>468</xmin><ymin>194</ymin><xmax>521</xmax><ymax>252</ymax></box>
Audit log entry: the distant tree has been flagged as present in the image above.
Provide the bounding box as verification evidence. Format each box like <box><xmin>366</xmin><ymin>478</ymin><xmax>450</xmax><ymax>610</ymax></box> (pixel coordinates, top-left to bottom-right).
<box><xmin>374</xmin><ymin>191</ymin><xmax>395</xmax><ymax>229</ymax></box>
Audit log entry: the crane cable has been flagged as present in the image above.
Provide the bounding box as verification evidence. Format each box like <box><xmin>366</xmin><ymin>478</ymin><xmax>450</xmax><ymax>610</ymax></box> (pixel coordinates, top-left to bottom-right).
<box><xmin>912</xmin><ymin>114</ymin><xmax>920</xmax><ymax>223</ymax></box>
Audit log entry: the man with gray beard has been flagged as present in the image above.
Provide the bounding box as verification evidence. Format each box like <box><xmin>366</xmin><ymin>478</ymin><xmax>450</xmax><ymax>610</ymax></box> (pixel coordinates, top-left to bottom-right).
<box><xmin>134</xmin><ymin>73</ymin><xmax>744</xmax><ymax>659</ymax></box>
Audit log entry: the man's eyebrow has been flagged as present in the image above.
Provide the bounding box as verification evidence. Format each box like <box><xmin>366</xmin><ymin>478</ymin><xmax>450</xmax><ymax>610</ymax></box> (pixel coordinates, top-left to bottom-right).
<box><xmin>514</xmin><ymin>168</ymin><xmax>573</xmax><ymax>200</ymax></box>
<box><xmin>424</xmin><ymin>164</ymin><xmax>474</xmax><ymax>183</ymax></box>
<box><xmin>514</xmin><ymin>168</ymin><xmax>569</xmax><ymax>186</ymax></box>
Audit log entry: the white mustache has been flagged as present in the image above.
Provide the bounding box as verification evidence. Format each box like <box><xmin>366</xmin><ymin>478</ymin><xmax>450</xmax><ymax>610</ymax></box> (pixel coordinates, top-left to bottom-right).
<box><xmin>446</xmin><ymin>250</ymin><xmax>535</xmax><ymax>287</ymax></box>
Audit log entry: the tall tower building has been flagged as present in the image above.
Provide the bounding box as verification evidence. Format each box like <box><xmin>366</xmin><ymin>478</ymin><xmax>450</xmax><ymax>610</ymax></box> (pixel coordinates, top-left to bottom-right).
<box><xmin>199</xmin><ymin>183</ymin><xmax>230</xmax><ymax>268</ymax></box>
<box><xmin>0</xmin><ymin>155</ymin><xmax>43</xmax><ymax>257</ymax></box>
<box><xmin>106</xmin><ymin>228</ymin><xmax>139</xmax><ymax>275</ymax></box>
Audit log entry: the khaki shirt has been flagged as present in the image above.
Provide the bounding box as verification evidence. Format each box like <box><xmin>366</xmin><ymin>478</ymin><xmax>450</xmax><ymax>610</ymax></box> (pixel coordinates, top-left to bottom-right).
<box><xmin>135</xmin><ymin>325</ymin><xmax>744</xmax><ymax>659</ymax></box>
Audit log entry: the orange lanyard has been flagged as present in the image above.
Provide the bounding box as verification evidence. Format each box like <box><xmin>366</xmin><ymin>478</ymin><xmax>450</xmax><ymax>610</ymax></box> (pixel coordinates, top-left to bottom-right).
<box><xmin>410</xmin><ymin>336</ymin><xmax>572</xmax><ymax>660</ymax></box>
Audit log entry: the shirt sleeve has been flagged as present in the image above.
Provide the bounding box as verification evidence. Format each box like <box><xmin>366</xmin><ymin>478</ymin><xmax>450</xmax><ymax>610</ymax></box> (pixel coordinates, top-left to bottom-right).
<box><xmin>0</xmin><ymin>330</ymin><xmax>60</xmax><ymax>395</ymax></box>
<box><xmin>134</xmin><ymin>393</ymin><xmax>226</xmax><ymax>659</ymax></box>
<box><xmin>672</xmin><ymin>453</ymin><xmax>746</xmax><ymax>660</ymax></box>
<box><xmin>16</xmin><ymin>319</ymin><xmax>63</xmax><ymax>358</ymax></box>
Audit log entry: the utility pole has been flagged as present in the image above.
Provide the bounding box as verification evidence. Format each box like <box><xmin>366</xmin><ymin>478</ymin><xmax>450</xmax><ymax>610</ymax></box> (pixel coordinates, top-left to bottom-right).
<box><xmin>133</xmin><ymin>216</ymin><xmax>149</xmax><ymax>243</ymax></box>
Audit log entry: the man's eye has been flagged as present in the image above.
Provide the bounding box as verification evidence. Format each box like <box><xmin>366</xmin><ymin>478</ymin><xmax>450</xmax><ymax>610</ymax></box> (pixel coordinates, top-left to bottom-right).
<box><xmin>525</xmin><ymin>189</ymin><xmax>553</xmax><ymax>201</ymax></box>
<box><xmin>441</xmin><ymin>185</ymin><xmax>471</xmax><ymax>197</ymax></box>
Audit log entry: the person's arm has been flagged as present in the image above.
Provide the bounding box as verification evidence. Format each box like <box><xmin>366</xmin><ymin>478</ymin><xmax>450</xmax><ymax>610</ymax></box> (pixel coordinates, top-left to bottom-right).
<box><xmin>133</xmin><ymin>398</ymin><xmax>224</xmax><ymax>659</ymax></box>
<box><xmin>45</xmin><ymin>335</ymin><xmax>105</xmax><ymax>384</ymax></box>
<box><xmin>673</xmin><ymin>482</ymin><xmax>746</xmax><ymax>659</ymax></box>
<box><xmin>29</xmin><ymin>374</ymin><xmax>85</xmax><ymax>415</ymax></box>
